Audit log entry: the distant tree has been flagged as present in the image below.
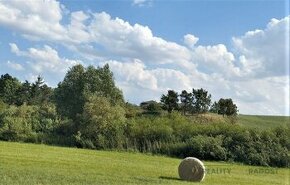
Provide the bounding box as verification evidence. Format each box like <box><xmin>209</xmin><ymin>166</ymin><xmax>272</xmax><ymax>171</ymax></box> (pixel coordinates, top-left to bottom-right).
<box><xmin>0</xmin><ymin>74</ymin><xmax>21</xmax><ymax>105</ymax></box>
<box><xmin>191</xmin><ymin>88</ymin><xmax>211</xmax><ymax>114</ymax></box>
<box><xmin>180</xmin><ymin>90</ymin><xmax>192</xmax><ymax>115</ymax></box>
<box><xmin>160</xmin><ymin>90</ymin><xmax>179</xmax><ymax>113</ymax></box>
<box><xmin>54</xmin><ymin>64</ymin><xmax>124</xmax><ymax>120</ymax></box>
<box><xmin>217</xmin><ymin>98</ymin><xmax>238</xmax><ymax>116</ymax></box>
<box><xmin>145</xmin><ymin>101</ymin><xmax>162</xmax><ymax>115</ymax></box>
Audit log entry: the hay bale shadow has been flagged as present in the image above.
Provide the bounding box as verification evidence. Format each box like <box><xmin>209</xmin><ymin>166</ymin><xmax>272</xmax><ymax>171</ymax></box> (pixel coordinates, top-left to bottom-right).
<box><xmin>159</xmin><ymin>176</ymin><xmax>183</xmax><ymax>181</ymax></box>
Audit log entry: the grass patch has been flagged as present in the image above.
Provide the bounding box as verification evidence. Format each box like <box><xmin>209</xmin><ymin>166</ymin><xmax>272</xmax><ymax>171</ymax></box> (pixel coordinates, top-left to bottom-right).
<box><xmin>238</xmin><ymin>115</ymin><xmax>290</xmax><ymax>129</ymax></box>
<box><xmin>0</xmin><ymin>141</ymin><xmax>289</xmax><ymax>185</ymax></box>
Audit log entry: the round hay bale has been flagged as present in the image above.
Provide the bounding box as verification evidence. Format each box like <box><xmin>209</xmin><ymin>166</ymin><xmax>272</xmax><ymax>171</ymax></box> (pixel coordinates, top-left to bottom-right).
<box><xmin>178</xmin><ymin>157</ymin><xmax>205</xmax><ymax>182</ymax></box>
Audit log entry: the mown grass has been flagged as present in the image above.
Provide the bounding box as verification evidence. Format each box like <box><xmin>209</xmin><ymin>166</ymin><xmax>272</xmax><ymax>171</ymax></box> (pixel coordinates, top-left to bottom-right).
<box><xmin>238</xmin><ymin>114</ymin><xmax>290</xmax><ymax>129</ymax></box>
<box><xmin>0</xmin><ymin>141</ymin><xmax>289</xmax><ymax>185</ymax></box>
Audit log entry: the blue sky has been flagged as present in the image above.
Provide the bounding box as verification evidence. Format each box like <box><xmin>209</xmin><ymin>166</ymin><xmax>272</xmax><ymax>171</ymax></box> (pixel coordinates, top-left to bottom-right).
<box><xmin>61</xmin><ymin>0</ymin><xmax>287</xmax><ymax>45</ymax></box>
<box><xmin>0</xmin><ymin>0</ymin><xmax>289</xmax><ymax>115</ymax></box>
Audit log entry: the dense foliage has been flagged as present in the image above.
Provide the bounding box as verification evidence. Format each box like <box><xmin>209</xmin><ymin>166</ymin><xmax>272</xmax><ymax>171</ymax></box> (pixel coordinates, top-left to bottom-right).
<box><xmin>0</xmin><ymin>65</ymin><xmax>289</xmax><ymax>168</ymax></box>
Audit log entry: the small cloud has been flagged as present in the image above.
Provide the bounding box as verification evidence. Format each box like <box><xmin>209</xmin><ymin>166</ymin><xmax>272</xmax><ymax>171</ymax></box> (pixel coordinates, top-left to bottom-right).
<box><xmin>9</xmin><ymin>43</ymin><xmax>20</xmax><ymax>55</ymax></box>
<box><xmin>132</xmin><ymin>0</ymin><xmax>152</xmax><ymax>7</ymax></box>
<box><xmin>184</xmin><ymin>34</ymin><xmax>199</xmax><ymax>48</ymax></box>
<box><xmin>6</xmin><ymin>61</ymin><xmax>25</xmax><ymax>71</ymax></box>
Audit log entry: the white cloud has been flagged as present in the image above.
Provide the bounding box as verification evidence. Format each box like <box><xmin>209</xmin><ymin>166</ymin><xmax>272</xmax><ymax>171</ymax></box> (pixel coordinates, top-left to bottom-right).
<box><xmin>88</xmin><ymin>12</ymin><xmax>192</xmax><ymax>67</ymax></box>
<box><xmin>233</xmin><ymin>16</ymin><xmax>289</xmax><ymax>77</ymax></box>
<box><xmin>106</xmin><ymin>59</ymin><xmax>158</xmax><ymax>90</ymax></box>
<box><xmin>6</xmin><ymin>60</ymin><xmax>24</xmax><ymax>71</ymax></box>
<box><xmin>233</xmin><ymin>76</ymin><xmax>289</xmax><ymax>115</ymax></box>
<box><xmin>0</xmin><ymin>0</ymin><xmax>67</xmax><ymax>42</ymax></box>
<box><xmin>132</xmin><ymin>0</ymin><xmax>152</xmax><ymax>7</ymax></box>
<box><xmin>9</xmin><ymin>43</ymin><xmax>20</xmax><ymax>54</ymax></box>
<box><xmin>192</xmin><ymin>44</ymin><xmax>241</xmax><ymax>77</ymax></box>
<box><xmin>184</xmin><ymin>34</ymin><xmax>199</xmax><ymax>48</ymax></box>
<box><xmin>9</xmin><ymin>43</ymin><xmax>81</xmax><ymax>74</ymax></box>
<box><xmin>67</xmin><ymin>11</ymin><xmax>91</xmax><ymax>43</ymax></box>
<box><xmin>105</xmin><ymin>60</ymin><xmax>229</xmax><ymax>104</ymax></box>
<box><xmin>106</xmin><ymin>59</ymin><xmax>195</xmax><ymax>92</ymax></box>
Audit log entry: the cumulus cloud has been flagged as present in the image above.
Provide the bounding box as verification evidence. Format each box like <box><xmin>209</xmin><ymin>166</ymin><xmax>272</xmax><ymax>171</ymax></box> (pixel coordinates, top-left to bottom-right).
<box><xmin>106</xmin><ymin>60</ymin><xmax>194</xmax><ymax>92</ymax></box>
<box><xmin>9</xmin><ymin>43</ymin><xmax>81</xmax><ymax>74</ymax></box>
<box><xmin>233</xmin><ymin>16</ymin><xmax>289</xmax><ymax>77</ymax></box>
<box><xmin>0</xmin><ymin>0</ymin><xmax>67</xmax><ymax>41</ymax></box>
<box><xmin>192</xmin><ymin>44</ymin><xmax>241</xmax><ymax>77</ymax></box>
<box><xmin>184</xmin><ymin>34</ymin><xmax>199</xmax><ymax>48</ymax></box>
<box><xmin>88</xmin><ymin>12</ymin><xmax>192</xmax><ymax>67</ymax></box>
<box><xmin>0</xmin><ymin>1</ymin><xmax>192</xmax><ymax>68</ymax></box>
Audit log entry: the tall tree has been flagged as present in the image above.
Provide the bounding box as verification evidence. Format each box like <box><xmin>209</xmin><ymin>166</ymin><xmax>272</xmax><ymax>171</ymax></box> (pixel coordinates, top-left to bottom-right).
<box><xmin>160</xmin><ymin>90</ymin><xmax>179</xmax><ymax>113</ymax></box>
<box><xmin>191</xmin><ymin>88</ymin><xmax>211</xmax><ymax>114</ymax></box>
<box><xmin>180</xmin><ymin>90</ymin><xmax>192</xmax><ymax>115</ymax></box>
<box><xmin>54</xmin><ymin>65</ymin><xmax>87</xmax><ymax>120</ymax></box>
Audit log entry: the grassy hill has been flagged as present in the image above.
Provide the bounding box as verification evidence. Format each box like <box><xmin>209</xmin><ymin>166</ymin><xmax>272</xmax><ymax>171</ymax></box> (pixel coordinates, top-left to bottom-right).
<box><xmin>237</xmin><ymin>114</ymin><xmax>290</xmax><ymax>129</ymax></box>
<box><xmin>0</xmin><ymin>141</ymin><xmax>289</xmax><ymax>185</ymax></box>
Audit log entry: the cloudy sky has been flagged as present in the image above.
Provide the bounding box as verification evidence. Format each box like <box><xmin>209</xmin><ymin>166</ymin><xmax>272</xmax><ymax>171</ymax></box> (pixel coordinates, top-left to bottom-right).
<box><xmin>0</xmin><ymin>0</ymin><xmax>289</xmax><ymax>115</ymax></box>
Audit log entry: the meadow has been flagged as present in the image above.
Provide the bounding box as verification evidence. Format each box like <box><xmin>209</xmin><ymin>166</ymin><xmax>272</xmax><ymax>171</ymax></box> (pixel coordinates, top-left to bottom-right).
<box><xmin>0</xmin><ymin>141</ymin><xmax>289</xmax><ymax>185</ymax></box>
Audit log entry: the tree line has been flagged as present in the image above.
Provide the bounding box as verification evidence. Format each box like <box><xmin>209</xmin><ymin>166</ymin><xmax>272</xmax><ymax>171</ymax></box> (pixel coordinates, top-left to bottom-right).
<box><xmin>159</xmin><ymin>89</ymin><xmax>238</xmax><ymax>116</ymax></box>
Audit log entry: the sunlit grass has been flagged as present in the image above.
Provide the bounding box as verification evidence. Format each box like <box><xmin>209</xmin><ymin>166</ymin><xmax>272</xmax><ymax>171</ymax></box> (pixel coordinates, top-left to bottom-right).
<box><xmin>0</xmin><ymin>141</ymin><xmax>289</xmax><ymax>185</ymax></box>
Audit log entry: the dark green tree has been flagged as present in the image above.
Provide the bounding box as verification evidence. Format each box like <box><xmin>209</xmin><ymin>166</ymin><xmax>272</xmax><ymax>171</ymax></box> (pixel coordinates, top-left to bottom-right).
<box><xmin>180</xmin><ymin>90</ymin><xmax>192</xmax><ymax>115</ymax></box>
<box><xmin>191</xmin><ymin>88</ymin><xmax>211</xmax><ymax>114</ymax></box>
<box><xmin>217</xmin><ymin>98</ymin><xmax>238</xmax><ymax>116</ymax></box>
<box><xmin>0</xmin><ymin>74</ymin><xmax>21</xmax><ymax>105</ymax></box>
<box><xmin>29</xmin><ymin>76</ymin><xmax>53</xmax><ymax>105</ymax></box>
<box><xmin>15</xmin><ymin>80</ymin><xmax>31</xmax><ymax>105</ymax></box>
<box><xmin>160</xmin><ymin>90</ymin><xmax>179</xmax><ymax>113</ymax></box>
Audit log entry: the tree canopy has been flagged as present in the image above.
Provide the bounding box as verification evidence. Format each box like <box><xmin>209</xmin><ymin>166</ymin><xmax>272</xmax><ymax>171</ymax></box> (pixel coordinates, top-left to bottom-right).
<box><xmin>54</xmin><ymin>64</ymin><xmax>124</xmax><ymax>120</ymax></box>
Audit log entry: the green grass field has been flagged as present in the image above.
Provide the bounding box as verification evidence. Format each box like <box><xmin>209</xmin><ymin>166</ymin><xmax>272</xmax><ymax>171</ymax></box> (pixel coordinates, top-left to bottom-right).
<box><xmin>188</xmin><ymin>113</ymin><xmax>290</xmax><ymax>129</ymax></box>
<box><xmin>238</xmin><ymin>115</ymin><xmax>290</xmax><ymax>129</ymax></box>
<box><xmin>0</xmin><ymin>141</ymin><xmax>289</xmax><ymax>185</ymax></box>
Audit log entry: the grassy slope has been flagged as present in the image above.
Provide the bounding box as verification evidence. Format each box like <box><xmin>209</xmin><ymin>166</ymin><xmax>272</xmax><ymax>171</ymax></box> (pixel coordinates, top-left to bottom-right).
<box><xmin>237</xmin><ymin>114</ymin><xmax>290</xmax><ymax>129</ymax></box>
<box><xmin>0</xmin><ymin>141</ymin><xmax>289</xmax><ymax>185</ymax></box>
<box><xmin>192</xmin><ymin>113</ymin><xmax>290</xmax><ymax>129</ymax></box>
